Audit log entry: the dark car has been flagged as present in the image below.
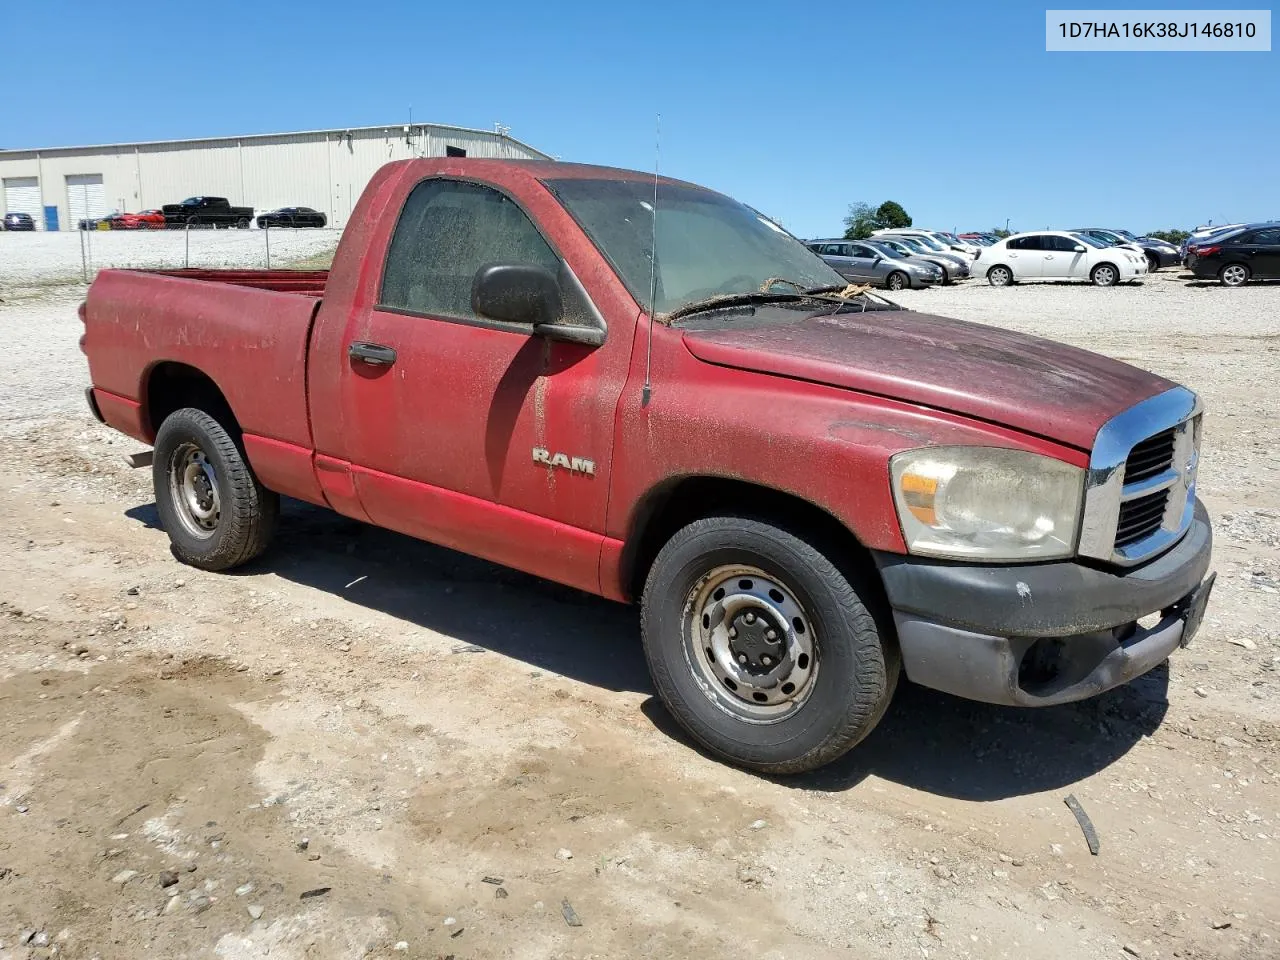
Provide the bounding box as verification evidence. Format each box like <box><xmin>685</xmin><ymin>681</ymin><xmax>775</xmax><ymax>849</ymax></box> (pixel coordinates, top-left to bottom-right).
<box><xmin>1186</xmin><ymin>223</ymin><xmax>1280</xmax><ymax>286</ymax></box>
<box><xmin>78</xmin><ymin>213</ymin><xmax>115</xmax><ymax>230</ymax></box>
<box><xmin>1071</xmin><ymin>227</ymin><xmax>1181</xmax><ymax>271</ymax></box>
<box><xmin>3</xmin><ymin>211</ymin><xmax>36</xmax><ymax>231</ymax></box>
<box><xmin>256</xmin><ymin>206</ymin><xmax>327</xmax><ymax>229</ymax></box>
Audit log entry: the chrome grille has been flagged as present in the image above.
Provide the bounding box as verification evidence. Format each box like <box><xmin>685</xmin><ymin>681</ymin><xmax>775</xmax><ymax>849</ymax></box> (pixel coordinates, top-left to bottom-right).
<box><xmin>1078</xmin><ymin>386</ymin><xmax>1202</xmax><ymax>567</ymax></box>
<box><xmin>1123</xmin><ymin>428</ymin><xmax>1176</xmax><ymax>483</ymax></box>
<box><xmin>1115</xmin><ymin>489</ymin><xmax>1170</xmax><ymax>546</ymax></box>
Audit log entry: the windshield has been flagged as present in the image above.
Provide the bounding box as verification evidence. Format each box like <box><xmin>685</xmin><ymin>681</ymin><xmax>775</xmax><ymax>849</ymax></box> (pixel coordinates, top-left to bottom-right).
<box><xmin>1112</xmin><ymin>229</ymin><xmax>1138</xmax><ymax>241</ymax></box>
<box><xmin>908</xmin><ymin>234</ymin><xmax>947</xmax><ymax>251</ymax></box>
<box><xmin>865</xmin><ymin>241</ymin><xmax>904</xmax><ymax>259</ymax></box>
<box><xmin>1071</xmin><ymin>233</ymin><xmax>1106</xmax><ymax>249</ymax></box>
<box><xmin>891</xmin><ymin>236</ymin><xmax>929</xmax><ymax>254</ymax></box>
<box><xmin>935</xmin><ymin>232</ymin><xmax>963</xmax><ymax>244</ymax></box>
<box><xmin>543</xmin><ymin>177</ymin><xmax>844</xmax><ymax>315</ymax></box>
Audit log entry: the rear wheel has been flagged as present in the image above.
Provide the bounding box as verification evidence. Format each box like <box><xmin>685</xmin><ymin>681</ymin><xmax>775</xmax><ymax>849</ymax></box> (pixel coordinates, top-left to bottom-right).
<box><xmin>236</xmin><ymin>217</ymin><xmax>250</xmax><ymax>229</ymax></box>
<box><xmin>641</xmin><ymin>516</ymin><xmax>898</xmax><ymax>774</ymax></box>
<box><xmin>1220</xmin><ymin>263</ymin><xmax>1250</xmax><ymax>287</ymax></box>
<box><xmin>885</xmin><ymin>270</ymin><xmax>908</xmax><ymax>292</ymax></box>
<box><xmin>1091</xmin><ymin>263</ymin><xmax>1119</xmax><ymax>286</ymax></box>
<box><xmin>153</xmin><ymin>408</ymin><xmax>278</xmax><ymax>571</ymax></box>
<box><xmin>987</xmin><ymin>264</ymin><xmax>1013</xmax><ymax>287</ymax></box>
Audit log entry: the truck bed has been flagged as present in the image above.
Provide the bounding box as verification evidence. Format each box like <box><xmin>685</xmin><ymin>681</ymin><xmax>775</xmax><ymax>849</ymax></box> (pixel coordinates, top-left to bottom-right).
<box><xmin>145</xmin><ymin>268</ymin><xmax>329</xmax><ymax>297</ymax></box>
<box><xmin>83</xmin><ymin>268</ymin><xmax>325</xmax><ymax>464</ymax></box>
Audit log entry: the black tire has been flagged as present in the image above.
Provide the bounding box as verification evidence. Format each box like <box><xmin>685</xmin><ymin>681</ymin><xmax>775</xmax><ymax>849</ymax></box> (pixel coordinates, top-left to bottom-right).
<box><xmin>1090</xmin><ymin>262</ymin><xmax>1119</xmax><ymax>286</ymax></box>
<box><xmin>938</xmin><ymin>265</ymin><xmax>953</xmax><ymax>285</ymax></box>
<box><xmin>640</xmin><ymin>516</ymin><xmax>899</xmax><ymax>775</ymax></box>
<box><xmin>152</xmin><ymin>408</ymin><xmax>278</xmax><ymax>571</ymax></box>
<box><xmin>885</xmin><ymin>270</ymin><xmax>908</xmax><ymax>292</ymax></box>
<box><xmin>1145</xmin><ymin>252</ymin><xmax>1159</xmax><ymax>274</ymax></box>
<box><xmin>236</xmin><ymin>217</ymin><xmax>250</xmax><ymax>229</ymax></box>
<box><xmin>987</xmin><ymin>264</ymin><xmax>1013</xmax><ymax>287</ymax></box>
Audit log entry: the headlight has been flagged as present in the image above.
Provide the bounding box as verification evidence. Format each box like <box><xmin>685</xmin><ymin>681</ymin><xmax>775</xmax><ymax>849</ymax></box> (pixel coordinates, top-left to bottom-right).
<box><xmin>889</xmin><ymin>447</ymin><xmax>1083</xmax><ymax>560</ymax></box>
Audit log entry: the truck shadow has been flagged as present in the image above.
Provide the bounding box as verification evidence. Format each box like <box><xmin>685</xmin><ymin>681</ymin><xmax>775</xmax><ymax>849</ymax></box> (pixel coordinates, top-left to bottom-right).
<box><xmin>127</xmin><ymin>498</ymin><xmax>1168</xmax><ymax>801</ymax></box>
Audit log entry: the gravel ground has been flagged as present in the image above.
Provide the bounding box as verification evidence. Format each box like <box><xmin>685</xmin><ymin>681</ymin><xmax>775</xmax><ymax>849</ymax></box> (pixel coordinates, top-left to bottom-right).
<box><xmin>0</xmin><ymin>228</ymin><xmax>339</xmax><ymax>296</ymax></box>
<box><xmin>0</xmin><ymin>262</ymin><xmax>1278</xmax><ymax>960</ymax></box>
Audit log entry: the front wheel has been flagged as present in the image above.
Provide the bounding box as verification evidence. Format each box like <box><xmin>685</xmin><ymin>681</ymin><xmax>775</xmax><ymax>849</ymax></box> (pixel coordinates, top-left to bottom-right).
<box><xmin>236</xmin><ymin>217</ymin><xmax>250</xmax><ymax>229</ymax></box>
<box><xmin>1220</xmin><ymin>263</ymin><xmax>1250</xmax><ymax>287</ymax></box>
<box><xmin>153</xmin><ymin>408</ymin><xmax>278</xmax><ymax>571</ymax></box>
<box><xmin>641</xmin><ymin>517</ymin><xmax>898</xmax><ymax>775</ymax></box>
<box><xmin>1091</xmin><ymin>263</ymin><xmax>1119</xmax><ymax>286</ymax></box>
<box><xmin>885</xmin><ymin>270</ymin><xmax>908</xmax><ymax>292</ymax></box>
<box><xmin>1146</xmin><ymin>253</ymin><xmax>1159</xmax><ymax>274</ymax></box>
<box><xmin>987</xmin><ymin>264</ymin><xmax>1013</xmax><ymax>287</ymax></box>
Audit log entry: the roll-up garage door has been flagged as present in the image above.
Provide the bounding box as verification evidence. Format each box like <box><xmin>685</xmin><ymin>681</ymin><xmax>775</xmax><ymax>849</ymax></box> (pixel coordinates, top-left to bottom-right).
<box><xmin>67</xmin><ymin>174</ymin><xmax>106</xmax><ymax>225</ymax></box>
<box><xmin>3</xmin><ymin>177</ymin><xmax>41</xmax><ymax>225</ymax></box>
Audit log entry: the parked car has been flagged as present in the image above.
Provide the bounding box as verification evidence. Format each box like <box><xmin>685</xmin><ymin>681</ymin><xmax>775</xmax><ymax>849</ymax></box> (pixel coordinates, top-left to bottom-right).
<box><xmin>1185</xmin><ymin>222</ymin><xmax>1280</xmax><ymax>286</ymax></box>
<box><xmin>256</xmin><ymin>206</ymin><xmax>328</xmax><ymax>229</ymax></box>
<box><xmin>1181</xmin><ymin>223</ymin><xmax>1245</xmax><ymax>262</ymax></box>
<box><xmin>78</xmin><ymin>213</ymin><xmax>116</xmax><ymax>230</ymax></box>
<box><xmin>874</xmin><ymin>235</ymin><xmax>971</xmax><ymax>283</ymax></box>
<box><xmin>806</xmin><ymin>238</ymin><xmax>941</xmax><ymax>290</ymax></box>
<box><xmin>81</xmin><ymin>157</ymin><xmax>1214</xmax><ymax>775</ymax></box>
<box><xmin>162</xmin><ymin>196</ymin><xmax>254</xmax><ymax>228</ymax></box>
<box><xmin>958</xmin><ymin>232</ymin><xmax>997</xmax><ymax>245</ymax></box>
<box><xmin>1071</xmin><ymin>227</ymin><xmax>1180</xmax><ymax>271</ymax></box>
<box><xmin>979</xmin><ymin>231</ymin><xmax>1147</xmax><ymax>286</ymax></box>
<box><xmin>3</xmin><ymin>211</ymin><xmax>35</xmax><ymax>231</ymax></box>
<box><xmin>875</xmin><ymin>231</ymin><xmax>972</xmax><ymax>261</ymax></box>
<box><xmin>110</xmin><ymin>209</ymin><xmax>166</xmax><ymax>230</ymax></box>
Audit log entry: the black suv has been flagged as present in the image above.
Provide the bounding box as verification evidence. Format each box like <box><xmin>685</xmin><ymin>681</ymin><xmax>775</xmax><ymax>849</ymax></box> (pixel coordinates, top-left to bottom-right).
<box><xmin>3</xmin><ymin>212</ymin><xmax>35</xmax><ymax>231</ymax></box>
<box><xmin>1186</xmin><ymin>223</ymin><xmax>1280</xmax><ymax>286</ymax></box>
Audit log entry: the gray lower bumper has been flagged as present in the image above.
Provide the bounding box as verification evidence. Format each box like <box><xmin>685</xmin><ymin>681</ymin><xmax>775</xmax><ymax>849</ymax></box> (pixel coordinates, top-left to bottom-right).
<box><xmin>875</xmin><ymin>500</ymin><xmax>1214</xmax><ymax>707</ymax></box>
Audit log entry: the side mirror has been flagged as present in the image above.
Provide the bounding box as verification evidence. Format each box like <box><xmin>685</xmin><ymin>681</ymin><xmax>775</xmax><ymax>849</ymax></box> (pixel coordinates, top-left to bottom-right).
<box><xmin>1073</xmin><ymin>245</ymin><xmax>1087</xmax><ymax>253</ymax></box>
<box><xmin>472</xmin><ymin>262</ymin><xmax>562</xmax><ymax>325</ymax></box>
<box><xmin>471</xmin><ymin>262</ymin><xmax>605</xmax><ymax>348</ymax></box>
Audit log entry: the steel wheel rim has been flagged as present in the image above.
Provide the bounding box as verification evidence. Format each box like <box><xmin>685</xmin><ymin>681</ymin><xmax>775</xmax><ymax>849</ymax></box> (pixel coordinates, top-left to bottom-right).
<box><xmin>169</xmin><ymin>442</ymin><xmax>220</xmax><ymax>539</ymax></box>
<box><xmin>1222</xmin><ymin>265</ymin><xmax>1247</xmax><ymax>286</ymax></box>
<box><xmin>683</xmin><ymin>564</ymin><xmax>819</xmax><ymax>723</ymax></box>
<box><xmin>1095</xmin><ymin>266</ymin><xmax>1115</xmax><ymax>285</ymax></box>
<box><xmin>888</xmin><ymin>273</ymin><xmax>904</xmax><ymax>291</ymax></box>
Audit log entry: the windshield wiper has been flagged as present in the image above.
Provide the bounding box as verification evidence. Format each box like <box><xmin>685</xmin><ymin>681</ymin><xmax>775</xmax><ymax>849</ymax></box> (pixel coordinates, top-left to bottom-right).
<box><xmin>802</xmin><ymin>285</ymin><xmax>903</xmax><ymax>311</ymax></box>
<box><xmin>664</xmin><ymin>290</ymin><xmax>816</xmax><ymax>322</ymax></box>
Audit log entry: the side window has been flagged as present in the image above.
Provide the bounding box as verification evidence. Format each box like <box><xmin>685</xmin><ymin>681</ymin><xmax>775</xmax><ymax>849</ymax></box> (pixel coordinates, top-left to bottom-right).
<box><xmin>1021</xmin><ymin>235</ymin><xmax>1046</xmax><ymax>251</ymax></box>
<box><xmin>380</xmin><ymin>179</ymin><xmax>559</xmax><ymax>322</ymax></box>
<box><xmin>1047</xmin><ymin>235</ymin><xmax>1078</xmax><ymax>252</ymax></box>
<box><xmin>1250</xmin><ymin>228</ymin><xmax>1280</xmax><ymax>245</ymax></box>
<box><xmin>1006</xmin><ymin>236</ymin><xmax>1026</xmax><ymax>250</ymax></box>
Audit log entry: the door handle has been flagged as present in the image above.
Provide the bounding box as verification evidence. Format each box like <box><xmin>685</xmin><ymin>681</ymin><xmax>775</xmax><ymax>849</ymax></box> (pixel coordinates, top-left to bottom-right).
<box><xmin>348</xmin><ymin>341</ymin><xmax>397</xmax><ymax>366</ymax></box>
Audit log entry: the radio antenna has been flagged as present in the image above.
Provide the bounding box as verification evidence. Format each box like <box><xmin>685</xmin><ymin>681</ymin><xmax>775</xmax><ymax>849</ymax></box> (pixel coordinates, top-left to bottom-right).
<box><xmin>641</xmin><ymin>113</ymin><xmax>660</xmax><ymax>407</ymax></box>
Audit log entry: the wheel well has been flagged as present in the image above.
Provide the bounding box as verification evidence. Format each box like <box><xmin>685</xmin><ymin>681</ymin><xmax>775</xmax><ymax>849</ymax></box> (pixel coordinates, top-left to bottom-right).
<box><xmin>145</xmin><ymin>362</ymin><xmax>238</xmax><ymax>439</ymax></box>
<box><xmin>1092</xmin><ymin>260</ymin><xmax>1117</xmax><ymax>274</ymax></box>
<box><xmin>621</xmin><ymin>477</ymin><xmax>882</xmax><ymax>605</ymax></box>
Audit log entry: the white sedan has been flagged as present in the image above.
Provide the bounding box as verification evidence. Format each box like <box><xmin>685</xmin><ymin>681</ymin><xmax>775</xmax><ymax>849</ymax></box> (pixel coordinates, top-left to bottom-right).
<box><xmin>975</xmin><ymin>231</ymin><xmax>1147</xmax><ymax>287</ymax></box>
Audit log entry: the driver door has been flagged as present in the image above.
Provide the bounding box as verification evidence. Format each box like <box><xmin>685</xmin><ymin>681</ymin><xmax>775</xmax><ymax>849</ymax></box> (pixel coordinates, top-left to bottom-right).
<box><xmin>331</xmin><ymin>178</ymin><xmax>622</xmax><ymax>593</ymax></box>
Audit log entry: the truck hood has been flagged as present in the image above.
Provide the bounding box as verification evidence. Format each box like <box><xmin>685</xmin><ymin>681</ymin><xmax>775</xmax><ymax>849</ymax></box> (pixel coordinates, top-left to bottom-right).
<box><xmin>680</xmin><ymin>309</ymin><xmax>1174</xmax><ymax>451</ymax></box>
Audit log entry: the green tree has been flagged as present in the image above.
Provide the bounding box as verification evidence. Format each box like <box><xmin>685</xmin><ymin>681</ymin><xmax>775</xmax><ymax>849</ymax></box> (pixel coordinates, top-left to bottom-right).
<box><xmin>1146</xmin><ymin>228</ymin><xmax>1190</xmax><ymax>244</ymax></box>
<box><xmin>843</xmin><ymin>200</ymin><xmax>914</xmax><ymax>239</ymax></box>
<box><xmin>875</xmin><ymin>201</ymin><xmax>911</xmax><ymax>230</ymax></box>
<box><xmin>991</xmin><ymin>227</ymin><xmax>1012</xmax><ymax>239</ymax></box>
<box><xmin>842</xmin><ymin>202</ymin><xmax>878</xmax><ymax>240</ymax></box>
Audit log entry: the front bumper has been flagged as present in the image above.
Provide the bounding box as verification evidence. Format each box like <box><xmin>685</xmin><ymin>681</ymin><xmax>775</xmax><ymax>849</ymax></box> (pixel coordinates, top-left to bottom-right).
<box><xmin>874</xmin><ymin>500</ymin><xmax>1213</xmax><ymax>706</ymax></box>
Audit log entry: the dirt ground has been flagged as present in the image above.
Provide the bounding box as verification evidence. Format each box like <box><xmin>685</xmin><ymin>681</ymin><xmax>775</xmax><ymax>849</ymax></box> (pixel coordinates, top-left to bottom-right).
<box><xmin>1</xmin><ymin>266</ymin><xmax>1278</xmax><ymax>960</ymax></box>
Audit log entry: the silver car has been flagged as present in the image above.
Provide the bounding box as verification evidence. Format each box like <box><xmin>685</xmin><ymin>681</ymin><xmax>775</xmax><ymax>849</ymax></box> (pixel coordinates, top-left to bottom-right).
<box><xmin>874</xmin><ymin>235</ymin><xmax>971</xmax><ymax>283</ymax></box>
<box><xmin>807</xmin><ymin>239</ymin><xmax>942</xmax><ymax>290</ymax></box>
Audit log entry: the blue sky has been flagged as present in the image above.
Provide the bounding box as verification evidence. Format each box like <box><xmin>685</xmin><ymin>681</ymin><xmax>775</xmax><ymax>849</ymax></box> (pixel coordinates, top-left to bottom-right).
<box><xmin>4</xmin><ymin>1</ymin><xmax>1275</xmax><ymax>237</ymax></box>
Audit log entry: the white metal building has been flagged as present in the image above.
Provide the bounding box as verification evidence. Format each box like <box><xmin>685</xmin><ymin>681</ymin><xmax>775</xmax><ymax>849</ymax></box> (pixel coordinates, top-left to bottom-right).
<box><xmin>0</xmin><ymin>122</ymin><xmax>552</xmax><ymax>231</ymax></box>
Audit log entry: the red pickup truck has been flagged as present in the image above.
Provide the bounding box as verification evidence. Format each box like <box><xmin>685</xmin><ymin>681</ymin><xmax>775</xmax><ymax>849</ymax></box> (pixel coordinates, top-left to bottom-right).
<box><xmin>81</xmin><ymin>158</ymin><xmax>1214</xmax><ymax>774</ymax></box>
